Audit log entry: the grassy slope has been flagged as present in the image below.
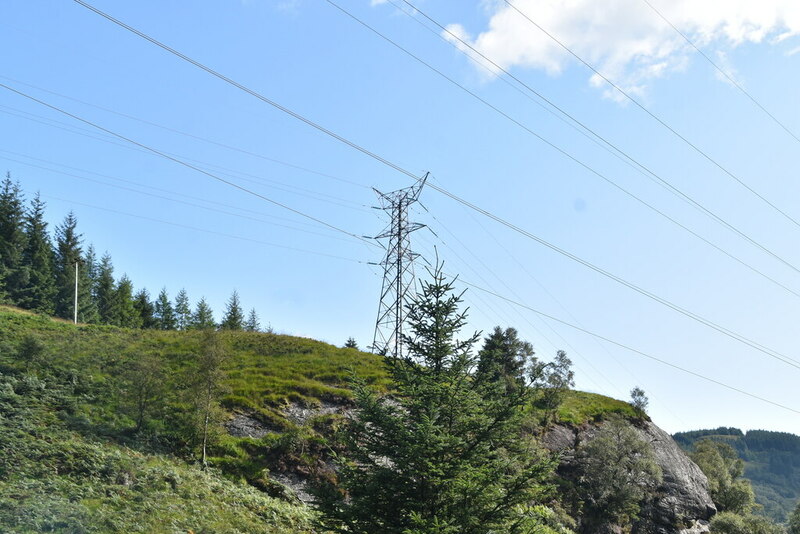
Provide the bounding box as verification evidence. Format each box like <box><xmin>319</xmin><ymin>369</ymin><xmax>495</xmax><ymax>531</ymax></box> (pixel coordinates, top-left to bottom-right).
<box><xmin>0</xmin><ymin>306</ymin><xmax>635</xmax><ymax>532</ymax></box>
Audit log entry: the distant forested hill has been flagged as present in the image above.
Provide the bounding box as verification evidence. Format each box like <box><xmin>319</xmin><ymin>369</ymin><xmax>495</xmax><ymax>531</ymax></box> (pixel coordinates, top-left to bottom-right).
<box><xmin>673</xmin><ymin>427</ymin><xmax>800</xmax><ymax>523</ymax></box>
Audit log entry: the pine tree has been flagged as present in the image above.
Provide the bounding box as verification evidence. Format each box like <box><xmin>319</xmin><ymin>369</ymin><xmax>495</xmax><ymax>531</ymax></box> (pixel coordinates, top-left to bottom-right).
<box><xmin>133</xmin><ymin>288</ymin><xmax>156</xmax><ymax>329</ymax></box>
<box><xmin>53</xmin><ymin>211</ymin><xmax>90</xmax><ymax>320</ymax></box>
<box><xmin>220</xmin><ymin>290</ymin><xmax>244</xmax><ymax>330</ymax></box>
<box><xmin>316</xmin><ymin>265</ymin><xmax>558</xmax><ymax>533</ymax></box>
<box><xmin>0</xmin><ymin>173</ymin><xmax>26</xmax><ymax>303</ymax></box>
<box><xmin>17</xmin><ymin>194</ymin><xmax>56</xmax><ymax>313</ymax></box>
<box><xmin>114</xmin><ymin>274</ymin><xmax>140</xmax><ymax>328</ymax></box>
<box><xmin>191</xmin><ymin>297</ymin><xmax>216</xmax><ymax>330</ymax></box>
<box><xmin>174</xmin><ymin>288</ymin><xmax>191</xmax><ymax>330</ymax></box>
<box><xmin>95</xmin><ymin>253</ymin><xmax>116</xmax><ymax>324</ymax></box>
<box><xmin>344</xmin><ymin>337</ymin><xmax>358</xmax><ymax>349</ymax></box>
<box><xmin>244</xmin><ymin>307</ymin><xmax>260</xmax><ymax>332</ymax></box>
<box><xmin>154</xmin><ymin>288</ymin><xmax>176</xmax><ymax>330</ymax></box>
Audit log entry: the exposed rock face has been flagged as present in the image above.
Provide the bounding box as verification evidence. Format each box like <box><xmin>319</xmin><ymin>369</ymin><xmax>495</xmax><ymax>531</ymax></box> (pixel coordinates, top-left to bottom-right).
<box><xmin>543</xmin><ymin>420</ymin><xmax>716</xmax><ymax>534</ymax></box>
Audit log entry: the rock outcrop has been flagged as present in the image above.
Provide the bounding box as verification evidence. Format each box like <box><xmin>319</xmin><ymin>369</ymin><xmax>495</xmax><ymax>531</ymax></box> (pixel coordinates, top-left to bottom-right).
<box><xmin>543</xmin><ymin>420</ymin><xmax>716</xmax><ymax>534</ymax></box>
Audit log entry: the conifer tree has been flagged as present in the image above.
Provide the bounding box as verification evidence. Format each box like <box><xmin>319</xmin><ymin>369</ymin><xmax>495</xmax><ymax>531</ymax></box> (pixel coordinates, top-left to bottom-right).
<box><xmin>53</xmin><ymin>211</ymin><xmax>90</xmax><ymax>320</ymax></box>
<box><xmin>133</xmin><ymin>288</ymin><xmax>156</xmax><ymax>329</ymax></box>
<box><xmin>317</xmin><ymin>265</ymin><xmax>558</xmax><ymax>533</ymax></box>
<box><xmin>344</xmin><ymin>337</ymin><xmax>358</xmax><ymax>349</ymax></box>
<box><xmin>114</xmin><ymin>274</ymin><xmax>140</xmax><ymax>328</ymax></box>
<box><xmin>174</xmin><ymin>288</ymin><xmax>191</xmax><ymax>330</ymax></box>
<box><xmin>191</xmin><ymin>297</ymin><xmax>216</xmax><ymax>330</ymax></box>
<box><xmin>95</xmin><ymin>253</ymin><xmax>116</xmax><ymax>324</ymax></box>
<box><xmin>17</xmin><ymin>194</ymin><xmax>55</xmax><ymax>313</ymax></box>
<box><xmin>0</xmin><ymin>173</ymin><xmax>26</xmax><ymax>303</ymax></box>
<box><xmin>154</xmin><ymin>288</ymin><xmax>177</xmax><ymax>330</ymax></box>
<box><xmin>244</xmin><ymin>307</ymin><xmax>260</xmax><ymax>332</ymax></box>
<box><xmin>475</xmin><ymin>326</ymin><xmax>534</xmax><ymax>391</ymax></box>
<box><xmin>79</xmin><ymin>245</ymin><xmax>99</xmax><ymax>323</ymax></box>
<box><xmin>220</xmin><ymin>290</ymin><xmax>244</xmax><ymax>330</ymax></box>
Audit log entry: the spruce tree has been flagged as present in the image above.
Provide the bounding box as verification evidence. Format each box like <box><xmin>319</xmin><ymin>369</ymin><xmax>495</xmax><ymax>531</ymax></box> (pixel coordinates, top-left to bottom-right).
<box><xmin>53</xmin><ymin>211</ymin><xmax>89</xmax><ymax>320</ymax></box>
<box><xmin>80</xmin><ymin>245</ymin><xmax>99</xmax><ymax>323</ymax></box>
<box><xmin>17</xmin><ymin>194</ymin><xmax>55</xmax><ymax>313</ymax></box>
<box><xmin>0</xmin><ymin>173</ymin><xmax>26</xmax><ymax>303</ymax></box>
<box><xmin>154</xmin><ymin>288</ymin><xmax>177</xmax><ymax>330</ymax></box>
<box><xmin>133</xmin><ymin>288</ymin><xmax>156</xmax><ymax>329</ymax></box>
<box><xmin>114</xmin><ymin>275</ymin><xmax>140</xmax><ymax>328</ymax></box>
<box><xmin>316</xmin><ymin>265</ymin><xmax>558</xmax><ymax>533</ymax></box>
<box><xmin>244</xmin><ymin>307</ymin><xmax>260</xmax><ymax>332</ymax></box>
<box><xmin>174</xmin><ymin>288</ymin><xmax>191</xmax><ymax>330</ymax></box>
<box><xmin>191</xmin><ymin>297</ymin><xmax>216</xmax><ymax>330</ymax></box>
<box><xmin>220</xmin><ymin>290</ymin><xmax>244</xmax><ymax>330</ymax></box>
<box><xmin>95</xmin><ymin>253</ymin><xmax>116</xmax><ymax>324</ymax></box>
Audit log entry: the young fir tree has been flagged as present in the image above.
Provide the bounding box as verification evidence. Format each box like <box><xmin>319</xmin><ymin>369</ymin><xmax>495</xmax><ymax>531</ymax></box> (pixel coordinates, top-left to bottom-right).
<box><xmin>113</xmin><ymin>274</ymin><xmax>140</xmax><ymax>328</ymax></box>
<box><xmin>344</xmin><ymin>337</ymin><xmax>358</xmax><ymax>349</ymax></box>
<box><xmin>174</xmin><ymin>288</ymin><xmax>191</xmax><ymax>330</ymax></box>
<box><xmin>95</xmin><ymin>253</ymin><xmax>116</xmax><ymax>324</ymax></box>
<box><xmin>154</xmin><ymin>288</ymin><xmax>177</xmax><ymax>330</ymax></box>
<box><xmin>17</xmin><ymin>194</ymin><xmax>56</xmax><ymax>313</ymax></box>
<box><xmin>244</xmin><ymin>307</ymin><xmax>260</xmax><ymax>332</ymax></box>
<box><xmin>191</xmin><ymin>297</ymin><xmax>216</xmax><ymax>330</ymax></box>
<box><xmin>316</xmin><ymin>265</ymin><xmax>558</xmax><ymax>534</ymax></box>
<box><xmin>0</xmin><ymin>173</ymin><xmax>26</xmax><ymax>303</ymax></box>
<box><xmin>220</xmin><ymin>290</ymin><xmax>244</xmax><ymax>330</ymax></box>
<box><xmin>133</xmin><ymin>288</ymin><xmax>157</xmax><ymax>329</ymax></box>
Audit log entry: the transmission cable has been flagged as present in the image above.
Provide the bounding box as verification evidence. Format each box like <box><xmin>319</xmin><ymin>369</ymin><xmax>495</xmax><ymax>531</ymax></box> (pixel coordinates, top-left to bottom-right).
<box><xmin>501</xmin><ymin>0</ymin><xmax>800</xmax><ymax>230</ymax></box>
<box><xmin>391</xmin><ymin>0</ymin><xmax>800</xmax><ymax>284</ymax></box>
<box><xmin>640</xmin><ymin>0</ymin><xmax>800</xmax><ymax>146</ymax></box>
<box><xmin>69</xmin><ymin>2</ymin><xmax>800</xmax><ymax>371</ymax></box>
<box><xmin>325</xmin><ymin>0</ymin><xmax>800</xmax><ymax>292</ymax></box>
<box><xmin>0</xmin><ymin>153</ymin><xmax>362</xmax><ymax>245</ymax></box>
<box><xmin>0</xmin><ymin>82</ymin><xmax>372</xmax><ymax>246</ymax></box>
<box><xmin>0</xmin><ymin>74</ymin><xmax>370</xmax><ymax>190</ymax></box>
<box><xmin>41</xmin><ymin>193</ymin><xmax>368</xmax><ymax>264</ymax></box>
<box><xmin>456</xmin><ymin>277</ymin><xmax>800</xmax><ymax>416</ymax></box>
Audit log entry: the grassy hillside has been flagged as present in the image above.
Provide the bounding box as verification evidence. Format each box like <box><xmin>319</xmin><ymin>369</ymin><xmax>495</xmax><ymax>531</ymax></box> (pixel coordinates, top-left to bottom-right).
<box><xmin>674</xmin><ymin>427</ymin><xmax>800</xmax><ymax>523</ymax></box>
<box><xmin>0</xmin><ymin>305</ymin><xmax>636</xmax><ymax>532</ymax></box>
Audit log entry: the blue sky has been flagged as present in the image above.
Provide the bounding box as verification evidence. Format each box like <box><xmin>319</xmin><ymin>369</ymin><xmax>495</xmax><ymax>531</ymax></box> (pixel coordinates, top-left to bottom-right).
<box><xmin>2</xmin><ymin>0</ymin><xmax>800</xmax><ymax>435</ymax></box>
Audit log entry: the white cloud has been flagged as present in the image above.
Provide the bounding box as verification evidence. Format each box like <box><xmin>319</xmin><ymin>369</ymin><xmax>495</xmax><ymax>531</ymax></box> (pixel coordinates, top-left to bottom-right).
<box><xmin>449</xmin><ymin>0</ymin><xmax>800</xmax><ymax>97</ymax></box>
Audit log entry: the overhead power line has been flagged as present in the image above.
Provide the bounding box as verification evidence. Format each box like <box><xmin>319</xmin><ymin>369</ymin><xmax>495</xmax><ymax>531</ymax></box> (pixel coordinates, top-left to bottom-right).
<box><xmin>70</xmin><ymin>1</ymin><xmax>800</xmax><ymax>372</ymax></box>
<box><xmin>640</xmin><ymin>0</ymin><xmax>800</xmax><ymax>146</ymax></box>
<box><xmin>0</xmin><ymin>82</ymin><xmax>371</xmax><ymax>246</ymax></box>
<box><xmin>391</xmin><ymin>0</ymin><xmax>800</xmax><ymax>283</ymax></box>
<box><xmin>501</xmin><ymin>0</ymin><xmax>800</xmax><ymax>231</ymax></box>
<box><xmin>0</xmin><ymin>74</ymin><xmax>371</xmax><ymax>190</ymax></box>
<box><xmin>0</xmin><ymin>152</ymin><xmax>361</xmax><ymax>244</ymax></box>
<box><xmin>456</xmin><ymin>277</ymin><xmax>800</xmax><ymax>416</ymax></box>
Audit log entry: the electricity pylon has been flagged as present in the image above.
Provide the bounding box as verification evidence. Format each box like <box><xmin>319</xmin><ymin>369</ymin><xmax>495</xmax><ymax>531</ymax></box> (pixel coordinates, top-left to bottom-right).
<box><xmin>371</xmin><ymin>173</ymin><xmax>428</xmax><ymax>358</ymax></box>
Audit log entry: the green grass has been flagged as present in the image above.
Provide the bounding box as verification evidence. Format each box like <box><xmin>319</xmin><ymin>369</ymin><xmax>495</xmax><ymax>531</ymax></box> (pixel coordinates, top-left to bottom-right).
<box><xmin>0</xmin><ymin>305</ymin><xmax>640</xmax><ymax>532</ymax></box>
<box><xmin>557</xmin><ymin>390</ymin><xmax>639</xmax><ymax>425</ymax></box>
<box><xmin>0</xmin><ymin>361</ymin><xmax>319</xmax><ymax>533</ymax></box>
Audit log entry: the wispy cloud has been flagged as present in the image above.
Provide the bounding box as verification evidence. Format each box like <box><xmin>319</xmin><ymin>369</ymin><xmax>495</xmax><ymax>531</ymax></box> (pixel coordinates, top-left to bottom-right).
<box><xmin>446</xmin><ymin>0</ymin><xmax>800</xmax><ymax>98</ymax></box>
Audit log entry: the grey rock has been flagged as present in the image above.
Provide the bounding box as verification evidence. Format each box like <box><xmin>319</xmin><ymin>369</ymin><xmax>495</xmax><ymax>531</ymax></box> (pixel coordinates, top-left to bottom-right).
<box><xmin>542</xmin><ymin>420</ymin><xmax>716</xmax><ymax>534</ymax></box>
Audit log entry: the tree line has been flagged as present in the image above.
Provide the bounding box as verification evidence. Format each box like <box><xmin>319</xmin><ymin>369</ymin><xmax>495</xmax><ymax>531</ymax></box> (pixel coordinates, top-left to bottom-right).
<box><xmin>0</xmin><ymin>174</ymin><xmax>262</xmax><ymax>331</ymax></box>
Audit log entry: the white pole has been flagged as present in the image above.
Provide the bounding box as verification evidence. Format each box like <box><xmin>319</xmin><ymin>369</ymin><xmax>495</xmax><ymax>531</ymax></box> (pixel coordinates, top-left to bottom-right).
<box><xmin>74</xmin><ymin>260</ymin><xmax>79</xmax><ymax>324</ymax></box>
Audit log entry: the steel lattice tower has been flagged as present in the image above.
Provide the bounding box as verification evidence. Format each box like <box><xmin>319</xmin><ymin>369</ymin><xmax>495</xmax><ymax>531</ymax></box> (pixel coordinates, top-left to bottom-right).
<box><xmin>372</xmin><ymin>174</ymin><xmax>428</xmax><ymax>358</ymax></box>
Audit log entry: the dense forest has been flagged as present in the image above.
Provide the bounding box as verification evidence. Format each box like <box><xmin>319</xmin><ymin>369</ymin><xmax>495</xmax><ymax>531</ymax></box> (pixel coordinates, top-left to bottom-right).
<box><xmin>0</xmin><ymin>173</ymin><xmax>262</xmax><ymax>331</ymax></box>
<box><xmin>674</xmin><ymin>427</ymin><xmax>800</xmax><ymax>524</ymax></box>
